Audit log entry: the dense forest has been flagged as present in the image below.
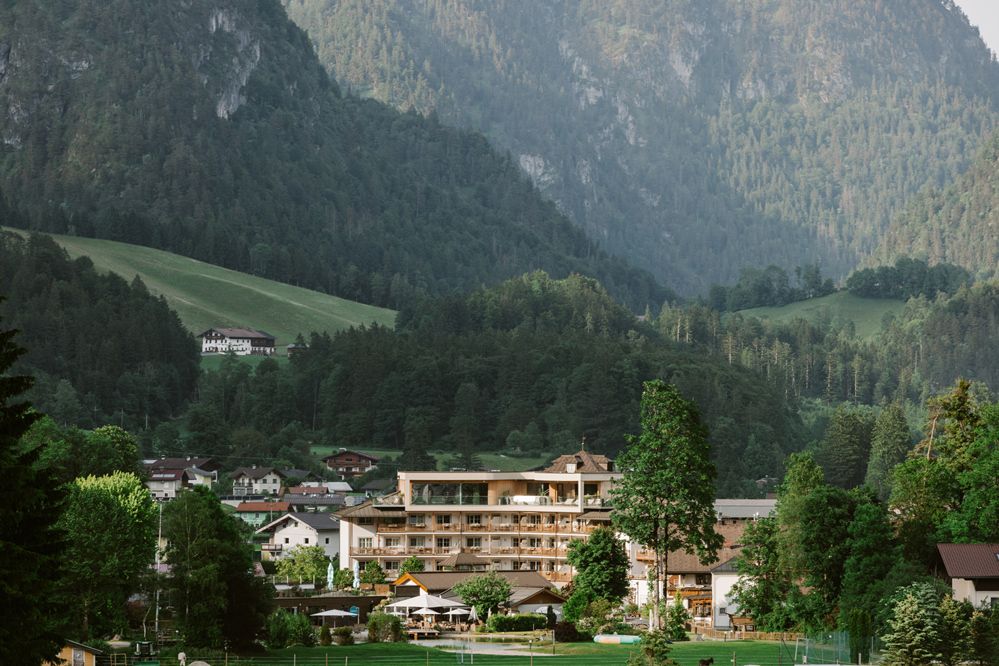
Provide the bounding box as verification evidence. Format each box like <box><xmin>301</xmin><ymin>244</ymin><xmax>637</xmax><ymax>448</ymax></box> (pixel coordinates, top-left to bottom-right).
<box><xmin>176</xmin><ymin>273</ymin><xmax>802</xmax><ymax>496</ymax></box>
<box><xmin>0</xmin><ymin>0</ymin><xmax>665</xmax><ymax>311</ymax></box>
<box><xmin>0</xmin><ymin>232</ymin><xmax>199</xmax><ymax>427</ymax></box>
<box><xmin>877</xmin><ymin>129</ymin><xmax>999</xmax><ymax>275</ymax></box>
<box><xmin>287</xmin><ymin>0</ymin><xmax>999</xmax><ymax>293</ymax></box>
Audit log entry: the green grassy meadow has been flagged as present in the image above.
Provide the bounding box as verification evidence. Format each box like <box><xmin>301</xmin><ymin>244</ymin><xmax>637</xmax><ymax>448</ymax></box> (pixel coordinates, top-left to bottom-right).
<box><xmin>226</xmin><ymin>639</ymin><xmax>791</xmax><ymax>665</ymax></box>
<box><xmin>6</xmin><ymin>229</ymin><xmax>396</xmax><ymax>344</ymax></box>
<box><xmin>738</xmin><ymin>291</ymin><xmax>904</xmax><ymax>339</ymax></box>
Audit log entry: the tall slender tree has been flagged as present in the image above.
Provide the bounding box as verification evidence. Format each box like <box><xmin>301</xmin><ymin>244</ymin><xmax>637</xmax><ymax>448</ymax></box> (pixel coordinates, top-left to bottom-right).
<box><xmin>865</xmin><ymin>403</ymin><xmax>912</xmax><ymax>500</ymax></box>
<box><xmin>612</xmin><ymin>380</ymin><xmax>722</xmax><ymax>628</ymax></box>
<box><xmin>0</xmin><ymin>317</ymin><xmax>64</xmax><ymax>665</ymax></box>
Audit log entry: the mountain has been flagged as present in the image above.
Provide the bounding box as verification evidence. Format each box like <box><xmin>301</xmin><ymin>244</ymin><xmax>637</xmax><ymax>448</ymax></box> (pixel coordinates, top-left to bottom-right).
<box><xmin>8</xmin><ymin>229</ymin><xmax>397</xmax><ymax>346</ymax></box>
<box><xmin>0</xmin><ymin>0</ymin><xmax>665</xmax><ymax>311</ymax></box>
<box><xmin>0</xmin><ymin>231</ymin><xmax>199</xmax><ymax>427</ymax></box>
<box><xmin>286</xmin><ymin>0</ymin><xmax>999</xmax><ymax>293</ymax></box>
<box><xmin>876</xmin><ymin>129</ymin><xmax>999</xmax><ymax>276</ymax></box>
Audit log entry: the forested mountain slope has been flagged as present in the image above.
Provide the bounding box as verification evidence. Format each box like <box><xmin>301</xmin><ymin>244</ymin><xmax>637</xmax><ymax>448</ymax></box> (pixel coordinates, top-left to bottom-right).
<box><xmin>0</xmin><ymin>232</ymin><xmax>200</xmax><ymax>427</ymax></box>
<box><xmin>0</xmin><ymin>0</ymin><xmax>665</xmax><ymax>310</ymax></box>
<box><xmin>287</xmin><ymin>0</ymin><xmax>999</xmax><ymax>293</ymax></box>
<box><xmin>877</xmin><ymin>130</ymin><xmax>999</xmax><ymax>276</ymax></box>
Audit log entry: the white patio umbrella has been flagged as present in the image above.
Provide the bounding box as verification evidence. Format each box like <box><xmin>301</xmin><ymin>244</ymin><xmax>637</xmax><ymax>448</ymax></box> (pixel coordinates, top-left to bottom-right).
<box><xmin>311</xmin><ymin>609</ymin><xmax>358</xmax><ymax>617</ymax></box>
<box><xmin>413</xmin><ymin>607</ymin><xmax>439</xmax><ymax>616</ymax></box>
<box><xmin>386</xmin><ymin>592</ymin><xmax>463</xmax><ymax>609</ymax></box>
<box><xmin>468</xmin><ymin>606</ymin><xmax>479</xmax><ymax>623</ymax></box>
<box><xmin>446</xmin><ymin>608</ymin><xmax>471</xmax><ymax>617</ymax></box>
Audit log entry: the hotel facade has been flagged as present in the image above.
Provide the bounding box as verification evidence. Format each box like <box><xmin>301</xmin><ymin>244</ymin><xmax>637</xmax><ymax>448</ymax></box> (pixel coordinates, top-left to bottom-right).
<box><xmin>337</xmin><ymin>450</ymin><xmax>619</xmax><ymax>583</ymax></box>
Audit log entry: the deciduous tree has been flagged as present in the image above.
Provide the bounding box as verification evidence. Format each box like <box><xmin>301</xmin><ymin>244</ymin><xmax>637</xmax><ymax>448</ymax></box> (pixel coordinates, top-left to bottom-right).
<box><xmin>566</xmin><ymin>526</ymin><xmax>629</xmax><ymax>603</ymax></box>
<box><xmin>452</xmin><ymin>571</ymin><xmax>512</xmax><ymax>618</ymax></box>
<box><xmin>612</xmin><ymin>380</ymin><xmax>721</xmax><ymax>628</ymax></box>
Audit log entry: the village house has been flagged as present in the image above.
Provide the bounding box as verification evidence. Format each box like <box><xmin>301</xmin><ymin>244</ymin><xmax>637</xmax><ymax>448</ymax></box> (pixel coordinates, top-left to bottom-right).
<box><xmin>937</xmin><ymin>543</ymin><xmax>999</xmax><ymax>607</ymax></box>
<box><xmin>256</xmin><ymin>512</ymin><xmax>340</xmax><ymax>562</ymax></box>
<box><xmin>231</xmin><ymin>466</ymin><xmax>287</xmax><ymax>496</ymax></box>
<box><xmin>323</xmin><ymin>449</ymin><xmax>380</xmax><ymax>479</ymax></box>
<box><xmin>142</xmin><ymin>456</ymin><xmax>220</xmax><ymax>499</ymax></box>
<box><xmin>44</xmin><ymin>640</ymin><xmax>103</xmax><ymax>666</ymax></box>
<box><xmin>199</xmin><ymin>327</ymin><xmax>276</xmax><ymax>355</ymax></box>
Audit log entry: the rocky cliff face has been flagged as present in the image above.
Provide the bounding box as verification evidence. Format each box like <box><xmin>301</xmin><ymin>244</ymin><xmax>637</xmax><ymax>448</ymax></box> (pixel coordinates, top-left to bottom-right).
<box><xmin>287</xmin><ymin>0</ymin><xmax>999</xmax><ymax>292</ymax></box>
<box><xmin>0</xmin><ymin>0</ymin><xmax>666</xmax><ymax>310</ymax></box>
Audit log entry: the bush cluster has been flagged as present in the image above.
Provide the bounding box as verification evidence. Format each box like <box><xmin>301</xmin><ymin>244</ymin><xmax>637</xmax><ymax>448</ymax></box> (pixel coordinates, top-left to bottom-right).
<box><xmin>486</xmin><ymin>613</ymin><xmax>548</xmax><ymax>632</ymax></box>
<box><xmin>332</xmin><ymin>626</ymin><xmax>354</xmax><ymax>646</ymax></box>
<box><xmin>366</xmin><ymin>612</ymin><xmax>403</xmax><ymax>643</ymax></box>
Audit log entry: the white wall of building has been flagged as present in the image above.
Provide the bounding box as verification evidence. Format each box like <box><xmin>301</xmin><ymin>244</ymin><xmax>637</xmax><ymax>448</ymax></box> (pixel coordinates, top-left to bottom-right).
<box><xmin>272</xmin><ymin>521</ymin><xmax>339</xmax><ymax>560</ymax></box>
<box><xmin>711</xmin><ymin>572</ymin><xmax>740</xmax><ymax>629</ymax></box>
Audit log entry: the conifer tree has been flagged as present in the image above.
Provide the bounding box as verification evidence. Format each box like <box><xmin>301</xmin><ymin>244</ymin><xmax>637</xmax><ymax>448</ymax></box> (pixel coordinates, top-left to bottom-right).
<box><xmin>865</xmin><ymin>402</ymin><xmax>911</xmax><ymax>500</ymax></box>
<box><xmin>881</xmin><ymin>583</ymin><xmax>943</xmax><ymax>666</ymax></box>
<box><xmin>0</xmin><ymin>318</ymin><xmax>64</xmax><ymax>665</ymax></box>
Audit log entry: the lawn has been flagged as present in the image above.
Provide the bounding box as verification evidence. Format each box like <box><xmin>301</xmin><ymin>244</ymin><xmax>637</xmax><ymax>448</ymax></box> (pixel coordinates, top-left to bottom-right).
<box><xmin>216</xmin><ymin>639</ymin><xmax>791</xmax><ymax>665</ymax></box>
<box><xmin>309</xmin><ymin>447</ymin><xmax>549</xmax><ymax>473</ymax></box>
<box><xmin>738</xmin><ymin>291</ymin><xmax>904</xmax><ymax>339</ymax></box>
<box><xmin>5</xmin><ymin>228</ymin><xmax>397</xmax><ymax>344</ymax></box>
<box><xmin>200</xmin><ymin>353</ymin><xmax>290</xmax><ymax>372</ymax></box>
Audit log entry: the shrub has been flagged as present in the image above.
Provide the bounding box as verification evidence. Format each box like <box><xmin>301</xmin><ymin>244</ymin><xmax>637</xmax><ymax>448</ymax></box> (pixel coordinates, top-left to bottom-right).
<box><xmin>319</xmin><ymin>625</ymin><xmax>332</xmax><ymax>646</ymax></box>
<box><xmin>486</xmin><ymin>613</ymin><xmax>548</xmax><ymax>632</ymax></box>
<box><xmin>367</xmin><ymin>612</ymin><xmax>403</xmax><ymax>643</ymax></box>
<box><xmin>553</xmin><ymin>621</ymin><xmax>589</xmax><ymax>642</ymax></box>
<box><xmin>333</xmin><ymin>626</ymin><xmax>354</xmax><ymax>646</ymax></box>
<box><xmin>627</xmin><ymin>628</ymin><xmax>676</xmax><ymax>666</ymax></box>
<box><xmin>267</xmin><ymin>610</ymin><xmax>317</xmax><ymax>648</ymax></box>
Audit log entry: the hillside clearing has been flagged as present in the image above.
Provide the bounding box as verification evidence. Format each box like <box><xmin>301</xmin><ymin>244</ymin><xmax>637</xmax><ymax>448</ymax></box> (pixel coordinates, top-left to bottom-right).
<box><xmin>6</xmin><ymin>229</ymin><xmax>396</xmax><ymax>345</ymax></box>
<box><xmin>738</xmin><ymin>291</ymin><xmax>904</xmax><ymax>339</ymax></box>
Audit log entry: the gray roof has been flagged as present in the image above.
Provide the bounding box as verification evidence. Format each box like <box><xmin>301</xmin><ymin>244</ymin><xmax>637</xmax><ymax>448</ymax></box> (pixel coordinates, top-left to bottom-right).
<box><xmin>289</xmin><ymin>512</ymin><xmax>341</xmax><ymax>531</ymax></box>
<box><xmin>714</xmin><ymin>499</ymin><xmax>777</xmax><ymax>519</ymax></box>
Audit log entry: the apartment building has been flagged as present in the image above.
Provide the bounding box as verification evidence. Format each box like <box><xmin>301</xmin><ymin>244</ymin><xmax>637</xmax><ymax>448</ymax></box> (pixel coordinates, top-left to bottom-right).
<box><xmin>336</xmin><ymin>449</ymin><xmax>619</xmax><ymax>584</ymax></box>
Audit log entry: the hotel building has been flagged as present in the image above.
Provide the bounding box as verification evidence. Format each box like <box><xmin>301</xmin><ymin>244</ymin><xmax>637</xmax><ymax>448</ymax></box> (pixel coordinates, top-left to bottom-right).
<box><xmin>336</xmin><ymin>449</ymin><xmax>619</xmax><ymax>584</ymax></box>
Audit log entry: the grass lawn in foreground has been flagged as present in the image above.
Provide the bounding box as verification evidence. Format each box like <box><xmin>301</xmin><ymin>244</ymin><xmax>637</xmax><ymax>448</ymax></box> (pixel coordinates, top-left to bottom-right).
<box><xmin>235</xmin><ymin>639</ymin><xmax>788</xmax><ymax>665</ymax></box>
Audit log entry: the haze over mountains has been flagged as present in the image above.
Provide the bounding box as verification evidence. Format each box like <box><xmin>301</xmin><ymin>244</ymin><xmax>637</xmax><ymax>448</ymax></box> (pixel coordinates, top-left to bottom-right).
<box><xmin>0</xmin><ymin>0</ymin><xmax>664</xmax><ymax>310</ymax></box>
<box><xmin>287</xmin><ymin>0</ymin><xmax>999</xmax><ymax>294</ymax></box>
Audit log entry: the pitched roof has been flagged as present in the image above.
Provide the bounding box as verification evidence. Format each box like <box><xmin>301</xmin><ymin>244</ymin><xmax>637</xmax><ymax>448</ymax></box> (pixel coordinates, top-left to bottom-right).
<box><xmin>543</xmin><ymin>449</ymin><xmax>613</xmax><ymax>473</ymax></box>
<box><xmin>395</xmin><ymin>570</ymin><xmax>552</xmax><ymax>593</ymax></box>
<box><xmin>665</xmin><ymin>522</ymin><xmax>747</xmax><ymax>573</ymax></box>
<box><xmin>144</xmin><ymin>456</ymin><xmax>219</xmax><ymax>471</ymax></box>
<box><xmin>199</xmin><ymin>327</ymin><xmax>275</xmax><ymax>340</ymax></box>
<box><xmin>509</xmin><ymin>586</ymin><xmax>566</xmax><ymax>606</ymax></box>
<box><xmin>148</xmin><ymin>469</ymin><xmax>184</xmax><ymax>481</ymax></box>
<box><xmin>256</xmin><ymin>511</ymin><xmax>340</xmax><ymax>534</ymax></box>
<box><xmin>231</xmin><ymin>466</ymin><xmax>283</xmax><ymax>480</ymax></box>
<box><xmin>236</xmin><ymin>501</ymin><xmax>291</xmax><ymax>513</ymax></box>
<box><xmin>714</xmin><ymin>499</ymin><xmax>777</xmax><ymax>519</ymax></box>
<box><xmin>938</xmin><ymin>543</ymin><xmax>999</xmax><ymax>579</ymax></box>
<box><xmin>322</xmin><ymin>449</ymin><xmax>380</xmax><ymax>463</ymax></box>
<box><xmin>285</xmin><ymin>485</ymin><xmax>330</xmax><ymax>495</ymax></box>
<box><xmin>437</xmin><ymin>550</ymin><xmax>489</xmax><ymax>568</ymax></box>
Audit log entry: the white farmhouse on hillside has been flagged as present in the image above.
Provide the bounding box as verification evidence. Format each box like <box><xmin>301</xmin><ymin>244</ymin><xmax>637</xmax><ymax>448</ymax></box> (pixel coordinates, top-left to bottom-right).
<box><xmin>256</xmin><ymin>512</ymin><xmax>340</xmax><ymax>562</ymax></box>
<box><xmin>199</xmin><ymin>327</ymin><xmax>276</xmax><ymax>355</ymax></box>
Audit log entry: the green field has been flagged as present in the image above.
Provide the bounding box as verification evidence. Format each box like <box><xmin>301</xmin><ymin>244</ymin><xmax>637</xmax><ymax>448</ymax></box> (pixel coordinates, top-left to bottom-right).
<box><xmin>6</xmin><ymin>229</ymin><xmax>397</xmax><ymax>345</ymax></box>
<box><xmin>215</xmin><ymin>639</ymin><xmax>792</xmax><ymax>665</ymax></box>
<box><xmin>310</xmin><ymin>446</ymin><xmax>549</xmax><ymax>473</ymax></box>
<box><xmin>738</xmin><ymin>291</ymin><xmax>904</xmax><ymax>339</ymax></box>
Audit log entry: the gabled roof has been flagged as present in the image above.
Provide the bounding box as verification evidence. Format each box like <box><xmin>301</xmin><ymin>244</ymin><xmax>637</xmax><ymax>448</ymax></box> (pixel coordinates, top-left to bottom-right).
<box><xmin>148</xmin><ymin>469</ymin><xmax>184</xmax><ymax>481</ymax></box>
<box><xmin>199</xmin><ymin>327</ymin><xmax>275</xmax><ymax>340</ymax></box>
<box><xmin>65</xmin><ymin>639</ymin><xmax>103</xmax><ymax>655</ymax></box>
<box><xmin>144</xmin><ymin>456</ymin><xmax>220</xmax><ymax>471</ymax></box>
<box><xmin>938</xmin><ymin>543</ymin><xmax>999</xmax><ymax>579</ymax></box>
<box><xmin>236</xmin><ymin>501</ymin><xmax>291</xmax><ymax>513</ymax></box>
<box><xmin>256</xmin><ymin>512</ymin><xmax>340</xmax><ymax>535</ymax></box>
<box><xmin>714</xmin><ymin>499</ymin><xmax>777</xmax><ymax>519</ymax></box>
<box><xmin>394</xmin><ymin>570</ymin><xmax>552</xmax><ymax>593</ymax></box>
<box><xmin>437</xmin><ymin>549</ymin><xmax>489</xmax><ymax>568</ymax></box>
<box><xmin>543</xmin><ymin>449</ymin><xmax>613</xmax><ymax>473</ymax></box>
<box><xmin>323</xmin><ymin>449</ymin><xmax>380</xmax><ymax>463</ymax></box>
<box><xmin>285</xmin><ymin>485</ymin><xmax>330</xmax><ymax>495</ymax></box>
<box><xmin>509</xmin><ymin>586</ymin><xmax>566</xmax><ymax>606</ymax></box>
<box><xmin>665</xmin><ymin>522</ymin><xmax>747</xmax><ymax>573</ymax></box>
<box><xmin>232</xmin><ymin>466</ymin><xmax>284</xmax><ymax>480</ymax></box>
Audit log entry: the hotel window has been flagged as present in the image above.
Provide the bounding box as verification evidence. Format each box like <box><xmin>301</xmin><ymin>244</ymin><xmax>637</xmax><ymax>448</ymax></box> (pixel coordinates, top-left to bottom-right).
<box><xmin>384</xmin><ymin>537</ymin><xmax>401</xmax><ymax>548</ymax></box>
<box><xmin>527</xmin><ymin>538</ymin><xmax>542</xmax><ymax>548</ymax></box>
<box><xmin>358</xmin><ymin>538</ymin><xmax>372</xmax><ymax>548</ymax></box>
<box><xmin>436</xmin><ymin>514</ymin><xmax>452</xmax><ymax>526</ymax></box>
<box><xmin>525</xmin><ymin>515</ymin><xmax>541</xmax><ymax>525</ymax></box>
<box><xmin>528</xmin><ymin>561</ymin><xmax>540</xmax><ymax>570</ymax></box>
<box><xmin>304</xmin><ymin>538</ymin><xmax>310</xmax><ymax>544</ymax></box>
<box><xmin>385</xmin><ymin>561</ymin><xmax>399</xmax><ymax>571</ymax></box>
<box><xmin>466</xmin><ymin>514</ymin><xmax>482</xmax><ymax>525</ymax></box>
<box><xmin>409</xmin><ymin>536</ymin><xmax>425</xmax><ymax>547</ymax></box>
<box><xmin>465</xmin><ymin>537</ymin><xmax>481</xmax><ymax>548</ymax></box>
<box><xmin>408</xmin><ymin>514</ymin><xmax>426</xmax><ymax>526</ymax></box>
<box><xmin>436</xmin><ymin>537</ymin><xmax>451</xmax><ymax>550</ymax></box>
<box><xmin>357</xmin><ymin>517</ymin><xmax>374</xmax><ymax>525</ymax></box>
